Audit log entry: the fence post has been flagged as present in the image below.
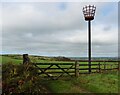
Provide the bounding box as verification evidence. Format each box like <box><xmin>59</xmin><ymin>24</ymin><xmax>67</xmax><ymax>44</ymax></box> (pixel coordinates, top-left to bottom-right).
<box><xmin>111</xmin><ymin>64</ymin><xmax>112</xmax><ymax>70</ymax></box>
<box><xmin>23</xmin><ymin>54</ymin><xmax>30</xmax><ymax>65</ymax></box>
<box><xmin>104</xmin><ymin>62</ymin><xmax>106</xmax><ymax>71</ymax></box>
<box><xmin>75</xmin><ymin>61</ymin><xmax>79</xmax><ymax>77</ymax></box>
<box><xmin>118</xmin><ymin>62</ymin><xmax>120</xmax><ymax>71</ymax></box>
<box><xmin>98</xmin><ymin>62</ymin><xmax>101</xmax><ymax>73</ymax></box>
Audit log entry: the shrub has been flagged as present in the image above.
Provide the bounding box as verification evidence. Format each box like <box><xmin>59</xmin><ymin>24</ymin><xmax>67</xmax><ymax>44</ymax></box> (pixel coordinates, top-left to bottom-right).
<box><xmin>2</xmin><ymin>62</ymin><xmax>49</xmax><ymax>94</ymax></box>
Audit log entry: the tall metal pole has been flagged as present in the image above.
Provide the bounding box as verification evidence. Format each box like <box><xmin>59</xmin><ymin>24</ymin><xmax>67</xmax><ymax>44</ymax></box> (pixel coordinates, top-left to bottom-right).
<box><xmin>83</xmin><ymin>5</ymin><xmax>96</xmax><ymax>74</ymax></box>
<box><xmin>88</xmin><ymin>20</ymin><xmax>91</xmax><ymax>73</ymax></box>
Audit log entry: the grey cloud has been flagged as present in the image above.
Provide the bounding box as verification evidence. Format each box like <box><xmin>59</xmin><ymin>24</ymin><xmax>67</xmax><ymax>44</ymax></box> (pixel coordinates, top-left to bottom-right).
<box><xmin>103</xmin><ymin>26</ymin><xmax>111</xmax><ymax>31</ymax></box>
<box><xmin>1</xmin><ymin>2</ymin><xmax>118</xmax><ymax>57</ymax></box>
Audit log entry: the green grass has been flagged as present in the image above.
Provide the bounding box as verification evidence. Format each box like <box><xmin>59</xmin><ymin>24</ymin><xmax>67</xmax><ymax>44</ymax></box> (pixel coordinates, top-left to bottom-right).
<box><xmin>39</xmin><ymin>71</ymin><xmax>118</xmax><ymax>93</ymax></box>
<box><xmin>0</xmin><ymin>56</ymin><xmax>22</xmax><ymax>64</ymax></box>
<box><xmin>40</xmin><ymin>78</ymin><xmax>90</xmax><ymax>93</ymax></box>
<box><xmin>72</xmin><ymin>71</ymin><xmax>118</xmax><ymax>93</ymax></box>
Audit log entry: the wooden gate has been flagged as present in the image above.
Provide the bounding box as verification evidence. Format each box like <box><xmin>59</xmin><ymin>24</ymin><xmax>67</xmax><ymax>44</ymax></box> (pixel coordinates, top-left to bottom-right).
<box><xmin>34</xmin><ymin>62</ymin><xmax>77</xmax><ymax>80</ymax></box>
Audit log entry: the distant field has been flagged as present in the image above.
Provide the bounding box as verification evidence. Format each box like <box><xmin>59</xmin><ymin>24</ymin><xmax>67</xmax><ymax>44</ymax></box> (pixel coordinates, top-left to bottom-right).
<box><xmin>1</xmin><ymin>55</ymin><xmax>73</xmax><ymax>64</ymax></box>
<box><xmin>0</xmin><ymin>56</ymin><xmax>70</xmax><ymax>64</ymax></box>
<box><xmin>1</xmin><ymin>55</ymin><xmax>118</xmax><ymax>73</ymax></box>
<box><xmin>0</xmin><ymin>56</ymin><xmax>22</xmax><ymax>64</ymax></box>
<box><xmin>1</xmin><ymin>55</ymin><xmax>118</xmax><ymax>64</ymax></box>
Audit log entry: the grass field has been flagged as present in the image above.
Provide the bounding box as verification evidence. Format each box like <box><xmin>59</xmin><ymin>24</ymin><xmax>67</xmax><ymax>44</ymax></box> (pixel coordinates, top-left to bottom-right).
<box><xmin>1</xmin><ymin>55</ymin><xmax>119</xmax><ymax>94</ymax></box>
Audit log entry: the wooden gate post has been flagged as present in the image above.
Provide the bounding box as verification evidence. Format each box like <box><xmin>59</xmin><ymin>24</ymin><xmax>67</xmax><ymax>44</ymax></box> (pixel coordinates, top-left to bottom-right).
<box><xmin>104</xmin><ymin>63</ymin><xmax>106</xmax><ymax>71</ymax></box>
<box><xmin>75</xmin><ymin>61</ymin><xmax>79</xmax><ymax>77</ymax></box>
<box><xmin>23</xmin><ymin>54</ymin><xmax>30</xmax><ymax>65</ymax></box>
<box><xmin>110</xmin><ymin>64</ymin><xmax>112</xmax><ymax>70</ymax></box>
<box><xmin>118</xmin><ymin>62</ymin><xmax>120</xmax><ymax>71</ymax></box>
<box><xmin>98</xmin><ymin>62</ymin><xmax>101</xmax><ymax>73</ymax></box>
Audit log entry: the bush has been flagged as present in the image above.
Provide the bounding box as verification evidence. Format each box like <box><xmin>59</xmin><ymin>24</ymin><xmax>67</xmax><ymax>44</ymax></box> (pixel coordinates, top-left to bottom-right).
<box><xmin>2</xmin><ymin>62</ymin><xmax>49</xmax><ymax>94</ymax></box>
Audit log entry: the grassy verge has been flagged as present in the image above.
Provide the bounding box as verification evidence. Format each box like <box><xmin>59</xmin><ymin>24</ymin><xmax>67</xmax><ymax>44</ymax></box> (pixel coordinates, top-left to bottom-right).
<box><xmin>72</xmin><ymin>71</ymin><xmax>118</xmax><ymax>93</ymax></box>
<box><xmin>40</xmin><ymin>78</ymin><xmax>91</xmax><ymax>93</ymax></box>
<box><xmin>39</xmin><ymin>71</ymin><xmax>118</xmax><ymax>93</ymax></box>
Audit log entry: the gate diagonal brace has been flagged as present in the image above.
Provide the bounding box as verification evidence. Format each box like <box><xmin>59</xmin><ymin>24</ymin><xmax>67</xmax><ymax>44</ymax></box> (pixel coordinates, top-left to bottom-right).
<box><xmin>55</xmin><ymin>64</ymin><xmax>74</xmax><ymax>80</ymax></box>
<box><xmin>56</xmin><ymin>64</ymin><xmax>71</xmax><ymax>76</ymax></box>
<box><xmin>43</xmin><ymin>64</ymin><xmax>54</xmax><ymax>72</ymax></box>
<box><xmin>37</xmin><ymin>64</ymin><xmax>54</xmax><ymax>75</ymax></box>
<box><xmin>34</xmin><ymin>64</ymin><xmax>54</xmax><ymax>80</ymax></box>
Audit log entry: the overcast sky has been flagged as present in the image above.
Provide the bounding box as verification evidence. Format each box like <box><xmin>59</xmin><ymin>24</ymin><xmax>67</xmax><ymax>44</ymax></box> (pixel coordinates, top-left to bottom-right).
<box><xmin>0</xmin><ymin>1</ymin><xmax>118</xmax><ymax>57</ymax></box>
